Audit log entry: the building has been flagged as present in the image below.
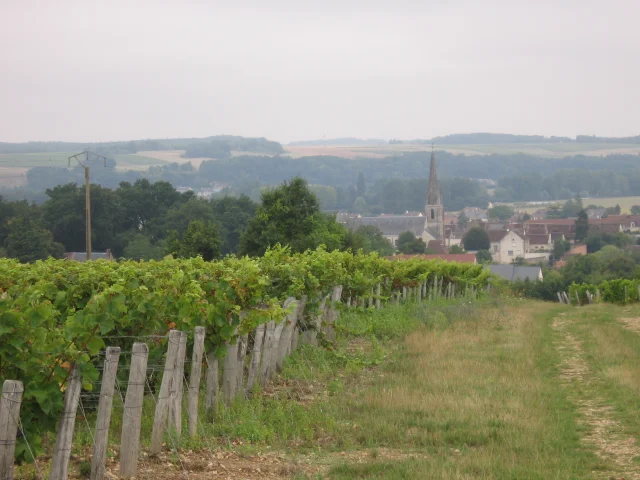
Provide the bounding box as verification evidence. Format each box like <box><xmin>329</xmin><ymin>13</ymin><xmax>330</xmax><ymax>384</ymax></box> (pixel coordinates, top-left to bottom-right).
<box><xmin>346</xmin><ymin>150</ymin><xmax>445</xmax><ymax>245</ymax></box>
<box><xmin>488</xmin><ymin>230</ymin><xmax>526</xmax><ymax>264</ymax></box>
<box><xmin>423</xmin><ymin>150</ymin><xmax>445</xmax><ymax>242</ymax></box>
<box><xmin>64</xmin><ymin>249</ymin><xmax>114</xmax><ymax>262</ymax></box>
<box><xmin>462</xmin><ymin>207</ymin><xmax>488</xmax><ymax>221</ymax></box>
<box><xmin>524</xmin><ymin>219</ymin><xmax>576</xmax><ymax>240</ymax></box>
<box><xmin>486</xmin><ymin>264</ymin><xmax>543</xmax><ymax>282</ymax></box>
<box><xmin>388</xmin><ymin>253</ymin><xmax>477</xmax><ymax>264</ymax></box>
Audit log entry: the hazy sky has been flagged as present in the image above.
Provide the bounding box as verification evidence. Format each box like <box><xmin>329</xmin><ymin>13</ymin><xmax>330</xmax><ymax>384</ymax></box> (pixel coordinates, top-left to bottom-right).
<box><xmin>1</xmin><ymin>0</ymin><xmax>638</xmax><ymax>143</ymax></box>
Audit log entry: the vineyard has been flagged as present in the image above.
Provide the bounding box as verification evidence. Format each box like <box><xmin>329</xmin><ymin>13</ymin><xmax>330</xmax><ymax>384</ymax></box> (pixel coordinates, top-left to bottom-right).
<box><xmin>0</xmin><ymin>247</ymin><xmax>489</xmax><ymax>479</ymax></box>
<box><xmin>567</xmin><ymin>279</ymin><xmax>640</xmax><ymax>305</ymax></box>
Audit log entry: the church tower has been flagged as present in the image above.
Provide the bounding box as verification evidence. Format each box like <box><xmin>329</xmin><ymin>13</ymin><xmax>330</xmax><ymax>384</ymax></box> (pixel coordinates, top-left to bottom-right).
<box><xmin>424</xmin><ymin>148</ymin><xmax>445</xmax><ymax>240</ymax></box>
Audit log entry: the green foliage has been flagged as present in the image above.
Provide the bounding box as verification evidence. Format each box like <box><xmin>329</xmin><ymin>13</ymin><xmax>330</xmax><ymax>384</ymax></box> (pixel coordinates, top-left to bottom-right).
<box><xmin>463</xmin><ymin>227</ymin><xmax>490</xmax><ymax>251</ymax></box>
<box><xmin>552</xmin><ymin>239</ymin><xmax>571</xmax><ymax>260</ymax></box>
<box><xmin>449</xmin><ymin>245</ymin><xmax>464</xmax><ymax>254</ymax></box>
<box><xmin>240</xmin><ymin>177</ymin><xmax>347</xmax><ymax>256</ymax></box>
<box><xmin>396</xmin><ymin>231</ymin><xmax>426</xmax><ymax>254</ymax></box>
<box><xmin>345</xmin><ymin>226</ymin><xmax>393</xmax><ymax>257</ymax></box>
<box><xmin>476</xmin><ymin>249</ymin><xmax>492</xmax><ymax>264</ymax></box>
<box><xmin>488</xmin><ymin>205</ymin><xmax>514</xmax><ymax>221</ymax></box>
<box><xmin>574</xmin><ymin>209</ymin><xmax>589</xmax><ymax>242</ymax></box>
<box><xmin>631</xmin><ymin>205</ymin><xmax>640</xmax><ymax>215</ymax></box>
<box><xmin>5</xmin><ymin>215</ymin><xmax>63</xmax><ymax>263</ymax></box>
<box><xmin>166</xmin><ymin>220</ymin><xmax>221</xmax><ymax>261</ymax></box>
<box><xmin>586</xmin><ymin>231</ymin><xmax>632</xmax><ymax>253</ymax></box>
<box><xmin>122</xmin><ymin>234</ymin><xmax>166</xmax><ymax>260</ymax></box>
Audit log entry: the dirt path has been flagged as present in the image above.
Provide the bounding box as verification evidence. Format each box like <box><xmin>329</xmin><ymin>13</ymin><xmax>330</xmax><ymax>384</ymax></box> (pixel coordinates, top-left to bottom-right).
<box><xmin>552</xmin><ymin>313</ymin><xmax>640</xmax><ymax>479</ymax></box>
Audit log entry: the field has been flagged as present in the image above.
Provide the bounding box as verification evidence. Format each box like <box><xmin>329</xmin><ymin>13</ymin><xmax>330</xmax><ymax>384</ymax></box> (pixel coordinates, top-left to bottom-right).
<box><xmin>501</xmin><ymin>196</ymin><xmax>640</xmax><ymax>214</ymax></box>
<box><xmin>285</xmin><ymin>142</ymin><xmax>640</xmax><ymax>159</ymax></box>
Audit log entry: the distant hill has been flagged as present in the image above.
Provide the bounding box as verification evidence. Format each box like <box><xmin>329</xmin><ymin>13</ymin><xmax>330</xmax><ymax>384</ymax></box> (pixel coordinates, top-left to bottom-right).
<box><xmin>0</xmin><ymin>135</ymin><xmax>285</xmax><ymax>157</ymax></box>
<box><xmin>288</xmin><ymin>138</ymin><xmax>387</xmax><ymax>146</ymax></box>
<box><xmin>422</xmin><ymin>133</ymin><xmax>640</xmax><ymax>145</ymax></box>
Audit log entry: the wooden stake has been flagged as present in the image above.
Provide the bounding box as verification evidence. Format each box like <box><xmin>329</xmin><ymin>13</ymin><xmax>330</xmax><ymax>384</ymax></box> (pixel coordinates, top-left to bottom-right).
<box><xmin>119</xmin><ymin>343</ymin><xmax>148</xmax><ymax>478</ymax></box>
<box><xmin>49</xmin><ymin>365</ymin><xmax>82</xmax><ymax>480</ymax></box>
<box><xmin>222</xmin><ymin>337</ymin><xmax>240</xmax><ymax>406</ymax></box>
<box><xmin>277</xmin><ymin>298</ymin><xmax>299</xmax><ymax>372</ymax></box>
<box><xmin>169</xmin><ymin>331</ymin><xmax>188</xmax><ymax>436</ymax></box>
<box><xmin>375</xmin><ymin>283</ymin><xmax>381</xmax><ymax>309</ymax></box>
<box><xmin>90</xmin><ymin>347</ymin><xmax>120</xmax><ymax>480</ymax></box>
<box><xmin>0</xmin><ymin>380</ymin><xmax>23</xmax><ymax>480</ymax></box>
<box><xmin>205</xmin><ymin>352</ymin><xmax>219</xmax><ymax>417</ymax></box>
<box><xmin>259</xmin><ymin>321</ymin><xmax>276</xmax><ymax>386</ymax></box>
<box><xmin>187</xmin><ymin>327</ymin><xmax>205</xmax><ymax>438</ymax></box>
<box><xmin>150</xmin><ymin>330</ymin><xmax>181</xmax><ymax>456</ymax></box>
<box><xmin>246</xmin><ymin>324</ymin><xmax>266</xmax><ymax>394</ymax></box>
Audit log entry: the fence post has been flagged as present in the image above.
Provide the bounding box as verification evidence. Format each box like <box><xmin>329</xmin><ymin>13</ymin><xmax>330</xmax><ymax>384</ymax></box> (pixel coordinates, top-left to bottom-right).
<box><xmin>574</xmin><ymin>290</ymin><xmax>581</xmax><ymax>306</ymax></box>
<box><xmin>259</xmin><ymin>321</ymin><xmax>276</xmax><ymax>386</ymax></box>
<box><xmin>0</xmin><ymin>380</ymin><xmax>23</xmax><ymax>480</ymax></box>
<box><xmin>205</xmin><ymin>351</ymin><xmax>219</xmax><ymax>417</ymax></box>
<box><xmin>402</xmin><ymin>286</ymin><xmax>407</xmax><ymax>301</ymax></box>
<box><xmin>222</xmin><ymin>334</ymin><xmax>240</xmax><ymax>406</ymax></box>
<box><xmin>49</xmin><ymin>365</ymin><xmax>82</xmax><ymax>480</ymax></box>
<box><xmin>596</xmin><ymin>288</ymin><xmax>601</xmax><ymax>302</ymax></box>
<box><xmin>236</xmin><ymin>332</ymin><xmax>249</xmax><ymax>393</ymax></box>
<box><xmin>150</xmin><ymin>330</ymin><xmax>181</xmax><ymax>456</ymax></box>
<box><xmin>246</xmin><ymin>324</ymin><xmax>266</xmax><ymax>395</ymax></box>
<box><xmin>90</xmin><ymin>347</ymin><xmax>120</xmax><ymax>480</ymax></box>
<box><xmin>119</xmin><ymin>342</ymin><xmax>148</xmax><ymax>478</ymax></box>
<box><xmin>557</xmin><ymin>292</ymin><xmax>564</xmax><ymax>304</ymax></box>
<box><xmin>169</xmin><ymin>331</ymin><xmax>188</xmax><ymax>436</ymax></box>
<box><xmin>375</xmin><ymin>283</ymin><xmax>381</xmax><ymax>309</ymax></box>
<box><xmin>187</xmin><ymin>326</ymin><xmax>205</xmax><ymax>438</ymax></box>
<box><xmin>277</xmin><ymin>298</ymin><xmax>299</xmax><ymax>372</ymax></box>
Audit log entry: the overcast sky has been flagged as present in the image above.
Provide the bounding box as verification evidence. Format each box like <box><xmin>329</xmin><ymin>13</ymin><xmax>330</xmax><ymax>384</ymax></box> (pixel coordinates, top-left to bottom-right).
<box><xmin>1</xmin><ymin>0</ymin><xmax>638</xmax><ymax>143</ymax></box>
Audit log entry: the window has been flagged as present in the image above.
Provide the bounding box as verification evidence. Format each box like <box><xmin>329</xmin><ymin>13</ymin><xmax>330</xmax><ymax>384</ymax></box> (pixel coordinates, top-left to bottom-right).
<box><xmin>508</xmin><ymin>250</ymin><xmax>514</xmax><ymax>256</ymax></box>
<box><xmin>431</xmin><ymin>209</ymin><xmax>435</xmax><ymax>219</ymax></box>
<box><xmin>493</xmin><ymin>245</ymin><xmax>499</xmax><ymax>253</ymax></box>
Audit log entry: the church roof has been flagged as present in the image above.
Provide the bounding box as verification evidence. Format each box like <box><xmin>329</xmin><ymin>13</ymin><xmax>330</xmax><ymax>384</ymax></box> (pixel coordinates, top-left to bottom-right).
<box><xmin>347</xmin><ymin>215</ymin><xmax>426</xmax><ymax>236</ymax></box>
<box><xmin>426</xmin><ymin>150</ymin><xmax>442</xmax><ymax>206</ymax></box>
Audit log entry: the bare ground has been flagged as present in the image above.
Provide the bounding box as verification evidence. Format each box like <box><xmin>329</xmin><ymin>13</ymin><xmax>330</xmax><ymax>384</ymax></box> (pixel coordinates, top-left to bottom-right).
<box><xmin>552</xmin><ymin>314</ymin><xmax>640</xmax><ymax>479</ymax></box>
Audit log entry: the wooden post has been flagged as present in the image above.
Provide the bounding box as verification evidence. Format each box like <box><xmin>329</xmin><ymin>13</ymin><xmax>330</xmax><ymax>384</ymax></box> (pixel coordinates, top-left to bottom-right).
<box><xmin>417</xmin><ymin>283</ymin><xmax>422</xmax><ymax>302</ymax></box>
<box><xmin>563</xmin><ymin>292</ymin><xmax>570</xmax><ymax>305</ymax></box>
<box><xmin>270</xmin><ymin>319</ymin><xmax>286</xmax><ymax>378</ymax></box>
<box><xmin>291</xmin><ymin>326</ymin><xmax>299</xmax><ymax>352</ymax></box>
<box><xmin>290</xmin><ymin>296</ymin><xmax>307</xmax><ymax>355</ymax></box>
<box><xmin>205</xmin><ymin>352</ymin><xmax>219</xmax><ymax>416</ymax></box>
<box><xmin>49</xmin><ymin>365</ymin><xmax>82</xmax><ymax>480</ymax></box>
<box><xmin>596</xmin><ymin>288</ymin><xmax>601</xmax><ymax>302</ymax></box>
<box><xmin>150</xmin><ymin>330</ymin><xmax>181</xmax><ymax>456</ymax></box>
<box><xmin>402</xmin><ymin>286</ymin><xmax>407</xmax><ymax>301</ymax></box>
<box><xmin>236</xmin><ymin>332</ymin><xmax>249</xmax><ymax>393</ymax></box>
<box><xmin>259</xmin><ymin>320</ymin><xmax>276</xmax><ymax>386</ymax></box>
<box><xmin>324</xmin><ymin>286</ymin><xmax>342</xmax><ymax>341</ymax></box>
<box><xmin>375</xmin><ymin>283</ymin><xmax>381</xmax><ymax>309</ymax></box>
<box><xmin>187</xmin><ymin>326</ymin><xmax>205</xmax><ymax>438</ymax></box>
<box><xmin>246</xmin><ymin>324</ymin><xmax>266</xmax><ymax>394</ymax></box>
<box><xmin>277</xmin><ymin>298</ymin><xmax>299</xmax><ymax>372</ymax></box>
<box><xmin>557</xmin><ymin>292</ymin><xmax>564</xmax><ymax>304</ymax></box>
<box><xmin>119</xmin><ymin>343</ymin><xmax>148</xmax><ymax>478</ymax></box>
<box><xmin>0</xmin><ymin>380</ymin><xmax>23</xmax><ymax>480</ymax></box>
<box><xmin>90</xmin><ymin>347</ymin><xmax>120</xmax><ymax>480</ymax></box>
<box><xmin>169</xmin><ymin>331</ymin><xmax>188</xmax><ymax>436</ymax></box>
<box><xmin>575</xmin><ymin>290</ymin><xmax>580</xmax><ymax>306</ymax></box>
<box><xmin>586</xmin><ymin>291</ymin><xmax>592</xmax><ymax>304</ymax></box>
<box><xmin>222</xmin><ymin>336</ymin><xmax>240</xmax><ymax>405</ymax></box>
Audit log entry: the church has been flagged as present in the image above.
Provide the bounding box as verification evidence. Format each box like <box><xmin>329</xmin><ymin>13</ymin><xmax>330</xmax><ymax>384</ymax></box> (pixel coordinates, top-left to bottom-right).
<box><xmin>345</xmin><ymin>150</ymin><xmax>445</xmax><ymax>246</ymax></box>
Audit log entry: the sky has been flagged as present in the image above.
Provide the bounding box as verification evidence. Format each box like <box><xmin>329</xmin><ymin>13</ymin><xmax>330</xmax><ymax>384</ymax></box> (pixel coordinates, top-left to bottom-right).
<box><xmin>1</xmin><ymin>0</ymin><xmax>638</xmax><ymax>144</ymax></box>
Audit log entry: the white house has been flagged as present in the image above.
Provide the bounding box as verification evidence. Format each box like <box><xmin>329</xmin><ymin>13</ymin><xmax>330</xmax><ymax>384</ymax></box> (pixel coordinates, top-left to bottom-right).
<box><xmin>488</xmin><ymin>230</ymin><xmax>525</xmax><ymax>264</ymax></box>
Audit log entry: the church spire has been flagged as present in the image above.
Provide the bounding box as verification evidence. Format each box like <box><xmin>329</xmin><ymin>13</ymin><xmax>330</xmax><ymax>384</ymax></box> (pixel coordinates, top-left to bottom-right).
<box><xmin>426</xmin><ymin>146</ymin><xmax>441</xmax><ymax>206</ymax></box>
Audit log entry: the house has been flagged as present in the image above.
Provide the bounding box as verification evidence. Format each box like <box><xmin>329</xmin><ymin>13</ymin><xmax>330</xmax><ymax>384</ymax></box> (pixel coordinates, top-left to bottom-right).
<box><xmin>488</xmin><ymin>230</ymin><xmax>526</xmax><ymax>264</ymax></box>
<box><xmin>388</xmin><ymin>254</ymin><xmax>477</xmax><ymax>264</ymax></box>
<box><xmin>524</xmin><ymin>219</ymin><xmax>576</xmax><ymax>240</ymax></box>
<box><xmin>444</xmin><ymin>215</ymin><xmax>459</xmax><ymax>225</ymax></box>
<box><xmin>462</xmin><ymin>207</ymin><xmax>488</xmax><ymax>221</ymax></box>
<box><xmin>65</xmin><ymin>249</ymin><xmax>114</xmax><ymax>262</ymax></box>
<box><xmin>346</xmin><ymin>215</ymin><xmax>427</xmax><ymax>247</ymax></box>
<box><xmin>554</xmin><ymin>244</ymin><xmax>587</xmax><ymax>268</ymax></box>
<box><xmin>525</xmin><ymin>233</ymin><xmax>552</xmax><ymax>252</ymax></box>
<box><xmin>486</xmin><ymin>264</ymin><xmax>544</xmax><ymax>282</ymax></box>
<box><xmin>587</xmin><ymin>208</ymin><xmax>606</xmax><ymax>219</ymax></box>
<box><xmin>426</xmin><ymin>240</ymin><xmax>447</xmax><ymax>254</ymax></box>
<box><xmin>444</xmin><ymin>225</ymin><xmax>464</xmax><ymax>248</ymax></box>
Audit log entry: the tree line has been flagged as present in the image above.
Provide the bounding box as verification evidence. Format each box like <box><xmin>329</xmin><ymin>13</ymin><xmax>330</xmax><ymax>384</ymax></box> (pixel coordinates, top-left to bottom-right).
<box><xmin>0</xmin><ymin>177</ymin><xmax>398</xmax><ymax>263</ymax></box>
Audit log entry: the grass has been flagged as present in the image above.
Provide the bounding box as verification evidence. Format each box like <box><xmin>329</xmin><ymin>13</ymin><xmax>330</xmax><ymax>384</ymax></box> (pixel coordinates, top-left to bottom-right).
<box><xmin>0</xmin><ymin>152</ymin><xmax>75</xmax><ymax>168</ymax></box>
<box><xmin>20</xmin><ymin>298</ymin><xmax>624</xmax><ymax>479</ymax></box>
<box><xmin>114</xmin><ymin>153</ymin><xmax>169</xmax><ymax>169</ymax></box>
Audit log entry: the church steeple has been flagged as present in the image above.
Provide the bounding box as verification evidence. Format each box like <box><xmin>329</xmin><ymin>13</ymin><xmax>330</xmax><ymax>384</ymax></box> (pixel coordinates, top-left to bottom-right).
<box><xmin>424</xmin><ymin>146</ymin><xmax>445</xmax><ymax>240</ymax></box>
<box><xmin>426</xmin><ymin>147</ymin><xmax>442</xmax><ymax>206</ymax></box>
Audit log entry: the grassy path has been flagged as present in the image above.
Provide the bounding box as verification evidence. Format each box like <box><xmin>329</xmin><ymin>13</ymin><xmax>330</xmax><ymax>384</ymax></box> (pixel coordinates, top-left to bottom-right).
<box><xmin>551</xmin><ymin>304</ymin><xmax>640</xmax><ymax>480</ymax></box>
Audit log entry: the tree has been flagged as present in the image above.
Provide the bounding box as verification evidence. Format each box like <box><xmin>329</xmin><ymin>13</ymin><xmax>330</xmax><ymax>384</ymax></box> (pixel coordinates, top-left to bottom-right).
<box><xmin>522</xmin><ymin>212</ymin><xmax>531</xmax><ymax>221</ymax></box>
<box><xmin>552</xmin><ymin>238</ymin><xmax>571</xmax><ymax>260</ymax></box>
<box><xmin>604</xmin><ymin>204</ymin><xmax>621</xmax><ymax>216</ymax></box>
<box><xmin>5</xmin><ymin>215</ymin><xmax>64</xmax><ymax>263</ymax></box>
<box><xmin>462</xmin><ymin>227</ymin><xmax>490</xmax><ymax>251</ymax></box>
<box><xmin>476</xmin><ymin>249</ymin><xmax>492</xmax><ymax>264</ymax></box>
<box><xmin>239</xmin><ymin>177</ymin><xmax>334</xmax><ymax>256</ymax></box>
<box><xmin>457</xmin><ymin>212</ymin><xmax>469</xmax><ymax>228</ymax></box>
<box><xmin>631</xmin><ymin>205</ymin><xmax>640</xmax><ymax>215</ymax></box>
<box><xmin>166</xmin><ymin>220</ymin><xmax>221</xmax><ymax>261</ymax></box>
<box><xmin>449</xmin><ymin>245</ymin><xmax>464</xmax><ymax>254</ymax></box>
<box><xmin>210</xmin><ymin>195</ymin><xmax>258</xmax><ymax>255</ymax></box>
<box><xmin>574</xmin><ymin>209</ymin><xmax>589</xmax><ymax>242</ymax></box>
<box><xmin>344</xmin><ymin>226</ymin><xmax>393</xmax><ymax>256</ymax></box>
<box><xmin>396</xmin><ymin>231</ymin><xmax>427</xmax><ymax>254</ymax></box>
<box><xmin>123</xmin><ymin>234</ymin><xmax>166</xmax><ymax>260</ymax></box>
<box><xmin>488</xmin><ymin>205</ymin><xmax>514</xmax><ymax>221</ymax></box>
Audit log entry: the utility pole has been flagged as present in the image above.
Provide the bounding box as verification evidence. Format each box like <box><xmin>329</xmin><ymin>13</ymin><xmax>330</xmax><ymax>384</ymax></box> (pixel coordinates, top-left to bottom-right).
<box><xmin>68</xmin><ymin>151</ymin><xmax>107</xmax><ymax>261</ymax></box>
